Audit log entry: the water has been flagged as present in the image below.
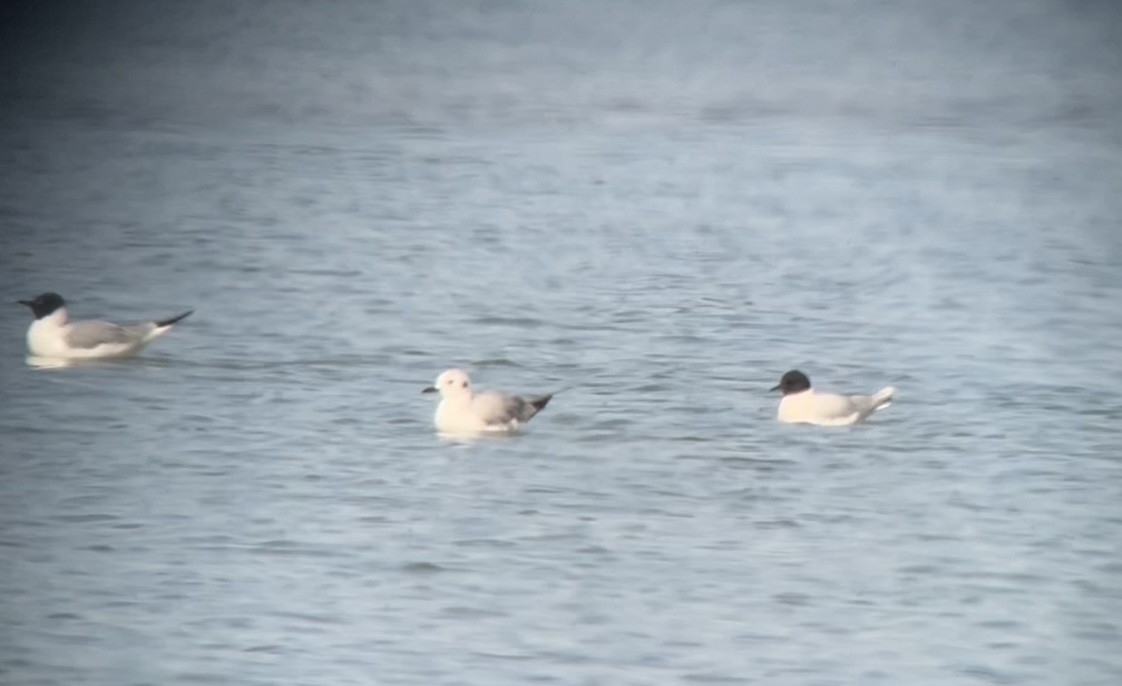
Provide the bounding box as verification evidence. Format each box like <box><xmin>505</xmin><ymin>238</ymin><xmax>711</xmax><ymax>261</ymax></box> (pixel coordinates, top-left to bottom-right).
<box><xmin>1</xmin><ymin>0</ymin><xmax>1121</xmax><ymax>683</ymax></box>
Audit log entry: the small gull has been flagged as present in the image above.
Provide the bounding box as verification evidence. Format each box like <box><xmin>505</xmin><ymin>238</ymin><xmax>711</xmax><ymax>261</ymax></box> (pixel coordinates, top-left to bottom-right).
<box><xmin>771</xmin><ymin>369</ymin><xmax>896</xmax><ymax>426</ymax></box>
<box><xmin>422</xmin><ymin>368</ymin><xmax>554</xmax><ymax>435</ymax></box>
<box><xmin>20</xmin><ymin>292</ymin><xmax>193</xmax><ymax>362</ymax></box>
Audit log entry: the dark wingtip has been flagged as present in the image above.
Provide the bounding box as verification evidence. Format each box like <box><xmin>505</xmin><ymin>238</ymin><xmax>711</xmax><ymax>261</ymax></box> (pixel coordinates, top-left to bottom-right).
<box><xmin>530</xmin><ymin>394</ymin><xmax>553</xmax><ymax>412</ymax></box>
<box><xmin>155</xmin><ymin>309</ymin><xmax>194</xmax><ymax>328</ymax></box>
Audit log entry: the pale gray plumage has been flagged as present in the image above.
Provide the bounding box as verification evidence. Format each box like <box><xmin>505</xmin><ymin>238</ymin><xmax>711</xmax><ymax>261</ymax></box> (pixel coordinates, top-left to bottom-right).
<box><xmin>425</xmin><ymin>368</ymin><xmax>555</xmax><ymax>434</ymax></box>
<box><xmin>63</xmin><ymin>321</ymin><xmax>154</xmax><ymax>350</ymax></box>
<box><xmin>21</xmin><ymin>291</ymin><xmax>194</xmax><ymax>361</ymax></box>
<box><xmin>772</xmin><ymin>369</ymin><xmax>896</xmax><ymax>426</ymax></box>
<box><xmin>473</xmin><ymin>391</ymin><xmax>552</xmax><ymax>427</ymax></box>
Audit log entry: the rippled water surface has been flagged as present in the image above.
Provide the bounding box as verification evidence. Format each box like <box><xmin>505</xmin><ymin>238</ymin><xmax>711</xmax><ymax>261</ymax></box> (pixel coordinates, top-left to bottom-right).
<box><xmin>1</xmin><ymin>1</ymin><xmax>1121</xmax><ymax>684</ymax></box>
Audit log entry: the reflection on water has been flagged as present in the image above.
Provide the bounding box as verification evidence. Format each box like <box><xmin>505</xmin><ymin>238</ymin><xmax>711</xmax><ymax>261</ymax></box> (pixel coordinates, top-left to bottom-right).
<box><xmin>25</xmin><ymin>356</ymin><xmax>73</xmax><ymax>370</ymax></box>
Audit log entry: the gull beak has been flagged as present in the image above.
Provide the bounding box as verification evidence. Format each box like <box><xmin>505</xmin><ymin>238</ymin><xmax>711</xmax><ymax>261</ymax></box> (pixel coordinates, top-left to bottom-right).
<box><xmin>769</xmin><ymin>383</ymin><xmax>782</xmax><ymax>391</ymax></box>
<box><xmin>421</xmin><ymin>386</ymin><xmax>437</xmax><ymax>394</ymax></box>
<box><xmin>18</xmin><ymin>300</ymin><xmax>33</xmax><ymax>307</ymax></box>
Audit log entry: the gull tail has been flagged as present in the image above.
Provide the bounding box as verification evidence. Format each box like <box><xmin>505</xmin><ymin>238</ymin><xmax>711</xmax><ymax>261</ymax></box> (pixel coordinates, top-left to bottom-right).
<box><xmin>871</xmin><ymin>386</ymin><xmax>896</xmax><ymax>412</ymax></box>
<box><xmin>146</xmin><ymin>309</ymin><xmax>194</xmax><ymax>341</ymax></box>
<box><xmin>525</xmin><ymin>384</ymin><xmax>575</xmax><ymax>418</ymax></box>
<box><xmin>528</xmin><ymin>394</ymin><xmax>553</xmax><ymax>413</ymax></box>
<box><xmin>155</xmin><ymin>309</ymin><xmax>194</xmax><ymax>328</ymax></box>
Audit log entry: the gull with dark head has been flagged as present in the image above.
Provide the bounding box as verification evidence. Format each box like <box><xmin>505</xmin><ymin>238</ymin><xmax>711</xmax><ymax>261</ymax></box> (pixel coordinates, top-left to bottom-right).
<box><xmin>771</xmin><ymin>370</ymin><xmax>895</xmax><ymax>426</ymax></box>
<box><xmin>20</xmin><ymin>292</ymin><xmax>194</xmax><ymax>362</ymax></box>
<box><xmin>422</xmin><ymin>368</ymin><xmax>554</xmax><ymax>435</ymax></box>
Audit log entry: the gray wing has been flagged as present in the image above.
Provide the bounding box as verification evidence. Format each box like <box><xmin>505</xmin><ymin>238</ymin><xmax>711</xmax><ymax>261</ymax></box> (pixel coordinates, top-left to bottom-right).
<box><xmin>64</xmin><ymin>320</ymin><xmax>148</xmax><ymax>349</ymax></box>
<box><xmin>849</xmin><ymin>387</ymin><xmax>895</xmax><ymax>415</ymax></box>
<box><xmin>804</xmin><ymin>393</ymin><xmax>866</xmax><ymax>423</ymax></box>
<box><xmin>473</xmin><ymin>391</ymin><xmax>552</xmax><ymax>426</ymax></box>
<box><xmin>842</xmin><ymin>395</ymin><xmax>875</xmax><ymax>414</ymax></box>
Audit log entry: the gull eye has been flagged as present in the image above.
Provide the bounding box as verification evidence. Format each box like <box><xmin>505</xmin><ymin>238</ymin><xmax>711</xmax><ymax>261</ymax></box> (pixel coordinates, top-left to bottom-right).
<box><xmin>461</xmin><ymin>381</ymin><xmax>468</xmax><ymax>388</ymax></box>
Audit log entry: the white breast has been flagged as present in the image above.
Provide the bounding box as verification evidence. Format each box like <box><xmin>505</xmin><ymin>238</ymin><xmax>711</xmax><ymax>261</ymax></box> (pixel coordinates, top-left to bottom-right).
<box><xmin>777</xmin><ymin>390</ymin><xmax>861</xmax><ymax>427</ymax></box>
<box><xmin>434</xmin><ymin>397</ymin><xmax>492</xmax><ymax>434</ymax></box>
<box><xmin>26</xmin><ymin>319</ymin><xmax>67</xmax><ymax>358</ymax></box>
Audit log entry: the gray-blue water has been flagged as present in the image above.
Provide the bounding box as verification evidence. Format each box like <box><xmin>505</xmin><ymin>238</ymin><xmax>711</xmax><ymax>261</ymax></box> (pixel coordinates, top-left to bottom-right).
<box><xmin>1</xmin><ymin>1</ymin><xmax>1121</xmax><ymax>683</ymax></box>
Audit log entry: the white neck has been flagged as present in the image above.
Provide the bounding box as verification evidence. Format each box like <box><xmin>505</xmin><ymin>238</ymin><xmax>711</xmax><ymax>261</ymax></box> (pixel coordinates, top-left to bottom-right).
<box><xmin>441</xmin><ymin>389</ymin><xmax>473</xmax><ymax>404</ymax></box>
<box><xmin>42</xmin><ymin>307</ymin><xmax>69</xmax><ymax>327</ymax></box>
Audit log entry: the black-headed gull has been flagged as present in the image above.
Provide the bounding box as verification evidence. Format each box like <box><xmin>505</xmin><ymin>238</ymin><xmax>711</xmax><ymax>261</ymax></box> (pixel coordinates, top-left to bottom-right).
<box><xmin>771</xmin><ymin>370</ymin><xmax>895</xmax><ymax>426</ymax></box>
<box><xmin>20</xmin><ymin>292</ymin><xmax>193</xmax><ymax>361</ymax></box>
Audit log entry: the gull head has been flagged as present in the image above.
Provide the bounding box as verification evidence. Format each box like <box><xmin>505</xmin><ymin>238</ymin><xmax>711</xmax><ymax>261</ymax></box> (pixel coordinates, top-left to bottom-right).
<box><xmin>19</xmin><ymin>292</ymin><xmax>66</xmax><ymax>320</ymax></box>
<box><xmin>771</xmin><ymin>369</ymin><xmax>811</xmax><ymax>395</ymax></box>
<box><xmin>422</xmin><ymin>368</ymin><xmax>472</xmax><ymax>398</ymax></box>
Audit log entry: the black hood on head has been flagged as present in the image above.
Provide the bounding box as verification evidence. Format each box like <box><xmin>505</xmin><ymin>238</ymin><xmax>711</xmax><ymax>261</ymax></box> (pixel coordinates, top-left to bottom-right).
<box><xmin>771</xmin><ymin>369</ymin><xmax>811</xmax><ymax>394</ymax></box>
<box><xmin>19</xmin><ymin>292</ymin><xmax>66</xmax><ymax>320</ymax></box>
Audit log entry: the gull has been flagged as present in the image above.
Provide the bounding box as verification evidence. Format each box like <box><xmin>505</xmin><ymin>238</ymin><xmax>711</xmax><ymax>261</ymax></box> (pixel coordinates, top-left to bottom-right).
<box><xmin>422</xmin><ymin>368</ymin><xmax>554</xmax><ymax>435</ymax></box>
<box><xmin>771</xmin><ymin>369</ymin><xmax>895</xmax><ymax>426</ymax></box>
<box><xmin>20</xmin><ymin>291</ymin><xmax>193</xmax><ymax>361</ymax></box>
